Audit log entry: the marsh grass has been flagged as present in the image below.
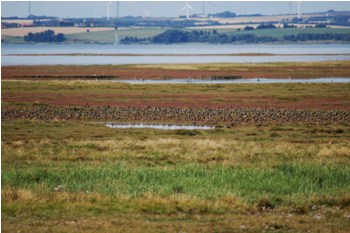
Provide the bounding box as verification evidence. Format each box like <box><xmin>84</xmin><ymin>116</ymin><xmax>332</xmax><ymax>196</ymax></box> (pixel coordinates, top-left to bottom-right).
<box><xmin>3</xmin><ymin>81</ymin><xmax>350</xmax><ymax>108</ymax></box>
<box><xmin>2</xmin><ymin>121</ymin><xmax>350</xmax><ymax>166</ymax></box>
<box><xmin>3</xmin><ymin>163</ymin><xmax>350</xmax><ymax>201</ymax></box>
<box><xmin>2</xmin><ymin>120</ymin><xmax>350</xmax><ymax>232</ymax></box>
<box><xmin>2</xmin><ymin>121</ymin><xmax>350</xmax><ymax>206</ymax></box>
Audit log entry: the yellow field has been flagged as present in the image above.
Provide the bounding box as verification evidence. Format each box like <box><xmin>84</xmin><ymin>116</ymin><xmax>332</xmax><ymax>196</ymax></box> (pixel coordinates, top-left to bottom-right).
<box><xmin>1</xmin><ymin>26</ymin><xmax>115</xmax><ymax>37</ymax></box>
<box><xmin>192</xmin><ymin>13</ymin><xmax>325</xmax><ymax>24</ymax></box>
<box><xmin>1</xmin><ymin>19</ymin><xmax>34</xmax><ymax>24</ymax></box>
<box><xmin>187</xmin><ymin>23</ymin><xmax>327</xmax><ymax>30</ymax></box>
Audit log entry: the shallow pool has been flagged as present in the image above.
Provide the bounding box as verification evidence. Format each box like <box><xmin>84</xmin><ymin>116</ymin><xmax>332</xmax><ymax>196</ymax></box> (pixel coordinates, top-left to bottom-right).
<box><xmin>106</xmin><ymin>123</ymin><xmax>213</xmax><ymax>130</ymax></box>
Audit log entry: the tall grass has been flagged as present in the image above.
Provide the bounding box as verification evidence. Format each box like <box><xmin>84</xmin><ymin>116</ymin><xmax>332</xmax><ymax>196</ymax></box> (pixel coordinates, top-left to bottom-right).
<box><xmin>3</xmin><ymin>163</ymin><xmax>350</xmax><ymax>204</ymax></box>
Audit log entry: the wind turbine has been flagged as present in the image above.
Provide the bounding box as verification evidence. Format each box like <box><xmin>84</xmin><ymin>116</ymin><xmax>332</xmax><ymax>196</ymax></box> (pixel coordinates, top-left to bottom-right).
<box><xmin>182</xmin><ymin>1</ymin><xmax>193</xmax><ymax>20</ymax></box>
<box><xmin>297</xmin><ymin>1</ymin><xmax>302</xmax><ymax>19</ymax></box>
<box><xmin>144</xmin><ymin>10</ymin><xmax>150</xmax><ymax>18</ymax></box>
<box><xmin>28</xmin><ymin>1</ymin><xmax>31</xmax><ymax>17</ymax></box>
<box><xmin>202</xmin><ymin>1</ymin><xmax>206</xmax><ymax>16</ymax></box>
<box><xmin>116</xmin><ymin>1</ymin><xmax>119</xmax><ymax>19</ymax></box>
<box><xmin>288</xmin><ymin>1</ymin><xmax>293</xmax><ymax>15</ymax></box>
<box><xmin>106</xmin><ymin>1</ymin><xmax>112</xmax><ymax>21</ymax></box>
<box><xmin>202</xmin><ymin>1</ymin><xmax>214</xmax><ymax>16</ymax></box>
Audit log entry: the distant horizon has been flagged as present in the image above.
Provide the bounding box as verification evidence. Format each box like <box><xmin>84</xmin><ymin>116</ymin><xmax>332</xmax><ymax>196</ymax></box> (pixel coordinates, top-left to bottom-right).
<box><xmin>2</xmin><ymin>1</ymin><xmax>350</xmax><ymax>19</ymax></box>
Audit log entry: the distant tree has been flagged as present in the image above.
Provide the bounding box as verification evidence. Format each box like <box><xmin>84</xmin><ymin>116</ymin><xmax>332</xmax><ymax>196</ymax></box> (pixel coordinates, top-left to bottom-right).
<box><xmin>146</xmin><ymin>29</ymin><xmax>350</xmax><ymax>44</ymax></box>
<box><xmin>151</xmin><ymin>30</ymin><xmax>189</xmax><ymax>43</ymax></box>
<box><xmin>53</xmin><ymin>33</ymin><xmax>65</xmax><ymax>42</ymax></box>
<box><xmin>314</xmin><ymin>23</ymin><xmax>327</xmax><ymax>28</ymax></box>
<box><xmin>244</xmin><ymin>26</ymin><xmax>255</xmax><ymax>31</ymax></box>
<box><xmin>209</xmin><ymin>11</ymin><xmax>236</xmax><ymax>18</ymax></box>
<box><xmin>291</xmin><ymin>17</ymin><xmax>303</xmax><ymax>23</ymax></box>
<box><xmin>24</xmin><ymin>30</ymin><xmax>65</xmax><ymax>42</ymax></box>
<box><xmin>257</xmin><ymin>24</ymin><xmax>276</xmax><ymax>29</ymax></box>
<box><xmin>283</xmin><ymin>23</ymin><xmax>296</xmax><ymax>28</ymax></box>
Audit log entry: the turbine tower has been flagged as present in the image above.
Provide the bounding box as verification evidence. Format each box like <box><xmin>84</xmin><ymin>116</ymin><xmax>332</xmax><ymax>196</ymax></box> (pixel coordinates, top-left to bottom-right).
<box><xmin>114</xmin><ymin>32</ymin><xmax>119</xmax><ymax>45</ymax></box>
<box><xmin>182</xmin><ymin>1</ymin><xmax>193</xmax><ymax>20</ymax></box>
<box><xmin>116</xmin><ymin>1</ymin><xmax>119</xmax><ymax>19</ymax></box>
<box><xmin>202</xmin><ymin>1</ymin><xmax>205</xmax><ymax>15</ymax></box>
<box><xmin>28</xmin><ymin>1</ymin><xmax>31</xmax><ymax>17</ymax></box>
<box><xmin>297</xmin><ymin>1</ymin><xmax>302</xmax><ymax>19</ymax></box>
<box><xmin>288</xmin><ymin>1</ymin><xmax>293</xmax><ymax>15</ymax></box>
<box><xmin>106</xmin><ymin>1</ymin><xmax>112</xmax><ymax>21</ymax></box>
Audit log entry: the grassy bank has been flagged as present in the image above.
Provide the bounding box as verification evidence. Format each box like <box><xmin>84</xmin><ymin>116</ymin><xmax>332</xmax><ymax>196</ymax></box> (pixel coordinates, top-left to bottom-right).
<box><xmin>2</xmin><ymin>80</ymin><xmax>350</xmax><ymax>110</ymax></box>
<box><xmin>65</xmin><ymin>27</ymin><xmax>167</xmax><ymax>44</ymax></box>
<box><xmin>2</xmin><ymin>74</ymin><xmax>350</xmax><ymax>231</ymax></box>
<box><xmin>2</xmin><ymin>120</ymin><xmax>350</xmax><ymax>232</ymax></box>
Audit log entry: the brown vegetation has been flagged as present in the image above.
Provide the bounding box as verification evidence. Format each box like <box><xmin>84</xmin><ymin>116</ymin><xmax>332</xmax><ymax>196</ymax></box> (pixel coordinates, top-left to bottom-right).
<box><xmin>2</xmin><ymin>105</ymin><xmax>350</xmax><ymax>125</ymax></box>
<box><xmin>2</xmin><ymin>61</ymin><xmax>350</xmax><ymax>80</ymax></box>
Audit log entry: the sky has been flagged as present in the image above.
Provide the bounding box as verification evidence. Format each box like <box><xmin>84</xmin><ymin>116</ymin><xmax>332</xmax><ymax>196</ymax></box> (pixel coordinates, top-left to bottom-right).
<box><xmin>1</xmin><ymin>1</ymin><xmax>350</xmax><ymax>18</ymax></box>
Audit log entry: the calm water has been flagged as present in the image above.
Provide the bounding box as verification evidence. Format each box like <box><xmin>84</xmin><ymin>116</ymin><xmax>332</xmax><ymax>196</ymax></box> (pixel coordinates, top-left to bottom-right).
<box><xmin>2</xmin><ymin>44</ymin><xmax>350</xmax><ymax>66</ymax></box>
<box><xmin>3</xmin><ymin>43</ymin><xmax>350</xmax><ymax>55</ymax></box>
<box><xmin>106</xmin><ymin>123</ymin><xmax>213</xmax><ymax>130</ymax></box>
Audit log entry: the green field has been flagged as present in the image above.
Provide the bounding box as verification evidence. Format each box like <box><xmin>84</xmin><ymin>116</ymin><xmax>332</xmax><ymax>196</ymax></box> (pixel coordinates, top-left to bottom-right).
<box><xmin>2</xmin><ymin>120</ymin><xmax>350</xmax><ymax>232</ymax></box>
<box><xmin>1</xmin><ymin>35</ymin><xmax>26</xmax><ymax>44</ymax></box>
<box><xmin>2</xmin><ymin>78</ymin><xmax>350</xmax><ymax>232</ymax></box>
<box><xmin>228</xmin><ymin>27</ymin><xmax>350</xmax><ymax>37</ymax></box>
<box><xmin>3</xmin><ymin>26</ymin><xmax>350</xmax><ymax>44</ymax></box>
<box><xmin>65</xmin><ymin>27</ymin><xmax>168</xmax><ymax>43</ymax></box>
<box><xmin>66</xmin><ymin>27</ymin><xmax>350</xmax><ymax>44</ymax></box>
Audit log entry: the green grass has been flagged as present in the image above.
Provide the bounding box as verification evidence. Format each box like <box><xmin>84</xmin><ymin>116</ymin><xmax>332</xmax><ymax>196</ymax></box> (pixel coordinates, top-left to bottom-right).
<box><xmin>3</xmin><ymin>162</ymin><xmax>350</xmax><ymax>202</ymax></box>
<box><xmin>1</xmin><ymin>120</ymin><xmax>349</xmax><ymax>224</ymax></box>
<box><xmin>3</xmin><ymin>27</ymin><xmax>350</xmax><ymax>44</ymax></box>
<box><xmin>228</xmin><ymin>27</ymin><xmax>350</xmax><ymax>38</ymax></box>
<box><xmin>3</xmin><ymin>80</ymin><xmax>350</xmax><ymax>109</ymax></box>
<box><xmin>2</xmin><ymin>119</ymin><xmax>350</xmax><ymax>232</ymax></box>
<box><xmin>1</xmin><ymin>35</ymin><xmax>25</xmax><ymax>44</ymax></box>
<box><xmin>2</xmin><ymin>120</ymin><xmax>350</xmax><ymax>228</ymax></box>
<box><xmin>64</xmin><ymin>27</ymin><xmax>350</xmax><ymax>44</ymax></box>
<box><xmin>65</xmin><ymin>27</ymin><xmax>168</xmax><ymax>43</ymax></box>
<box><xmin>2</xmin><ymin>76</ymin><xmax>350</xmax><ymax>232</ymax></box>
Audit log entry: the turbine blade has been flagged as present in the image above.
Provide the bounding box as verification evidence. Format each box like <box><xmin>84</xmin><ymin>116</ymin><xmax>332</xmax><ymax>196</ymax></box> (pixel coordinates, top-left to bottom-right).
<box><xmin>188</xmin><ymin>4</ymin><xmax>193</xmax><ymax>10</ymax></box>
<box><xmin>181</xmin><ymin>5</ymin><xmax>187</xmax><ymax>11</ymax></box>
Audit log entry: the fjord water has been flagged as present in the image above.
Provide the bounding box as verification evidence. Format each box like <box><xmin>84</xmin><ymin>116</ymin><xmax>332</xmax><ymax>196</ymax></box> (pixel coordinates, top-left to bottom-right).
<box><xmin>2</xmin><ymin>43</ymin><xmax>350</xmax><ymax>66</ymax></box>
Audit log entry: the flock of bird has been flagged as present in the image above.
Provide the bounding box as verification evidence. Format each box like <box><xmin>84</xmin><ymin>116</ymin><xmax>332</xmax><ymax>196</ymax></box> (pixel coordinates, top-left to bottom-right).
<box><xmin>2</xmin><ymin>105</ymin><xmax>349</xmax><ymax>125</ymax></box>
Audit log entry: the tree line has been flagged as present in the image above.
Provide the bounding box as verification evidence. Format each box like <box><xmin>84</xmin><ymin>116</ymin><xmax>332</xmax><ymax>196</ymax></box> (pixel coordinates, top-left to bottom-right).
<box><xmin>149</xmin><ymin>29</ymin><xmax>350</xmax><ymax>44</ymax></box>
<box><xmin>24</xmin><ymin>30</ymin><xmax>65</xmax><ymax>42</ymax></box>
